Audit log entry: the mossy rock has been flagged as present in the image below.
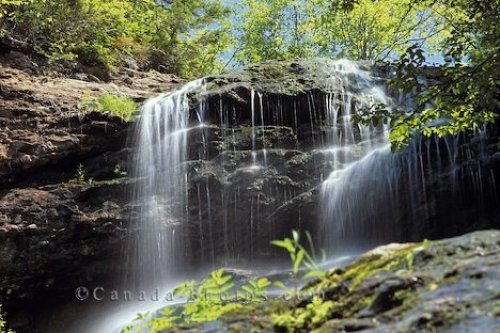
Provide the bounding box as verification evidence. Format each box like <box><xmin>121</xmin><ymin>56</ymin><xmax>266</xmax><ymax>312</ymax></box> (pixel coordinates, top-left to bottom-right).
<box><xmin>131</xmin><ymin>231</ymin><xmax>499</xmax><ymax>333</ymax></box>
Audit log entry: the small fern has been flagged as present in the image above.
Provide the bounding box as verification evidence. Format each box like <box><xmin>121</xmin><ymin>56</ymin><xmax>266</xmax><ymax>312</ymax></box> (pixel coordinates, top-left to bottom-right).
<box><xmin>240</xmin><ymin>277</ymin><xmax>271</xmax><ymax>301</ymax></box>
<box><xmin>271</xmin><ymin>230</ymin><xmax>327</xmax><ymax>304</ymax></box>
<box><xmin>172</xmin><ymin>269</ymin><xmax>242</xmax><ymax>324</ymax></box>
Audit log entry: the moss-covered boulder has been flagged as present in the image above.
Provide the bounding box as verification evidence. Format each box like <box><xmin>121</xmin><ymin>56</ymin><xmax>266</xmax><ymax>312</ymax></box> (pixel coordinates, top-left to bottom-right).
<box><xmin>152</xmin><ymin>230</ymin><xmax>499</xmax><ymax>333</ymax></box>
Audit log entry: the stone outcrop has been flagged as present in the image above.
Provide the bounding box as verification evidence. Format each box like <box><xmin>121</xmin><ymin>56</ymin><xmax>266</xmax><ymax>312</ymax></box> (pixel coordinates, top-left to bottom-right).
<box><xmin>159</xmin><ymin>230</ymin><xmax>500</xmax><ymax>332</ymax></box>
<box><xmin>0</xmin><ymin>53</ymin><xmax>180</xmax><ymax>330</ymax></box>
<box><xmin>173</xmin><ymin>59</ymin><xmax>500</xmax><ymax>266</ymax></box>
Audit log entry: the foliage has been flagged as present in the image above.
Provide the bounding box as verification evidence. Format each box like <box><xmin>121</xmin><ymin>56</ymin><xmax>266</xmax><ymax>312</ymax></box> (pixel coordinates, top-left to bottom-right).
<box><xmin>96</xmin><ymin>93</ymin><xmax>137</xmax><ymax>121</ymax></box>
<box><xmin>269</xmin><ymin>230</ymin><xmax>326</xmax><ymax>314</ymax></box>
<box><xmin>121</xmin><ymin>312</ymin><xmax>155</xmax><ymax>333</ymax></box>
<box><xmin>271</xmin><ymin>230</ymin><xmax>327</xmax><ymax>296</ymax></box>
<box><xmin>233</xmin><ymin>0</ymin><xmax>449</xmax><ymax>64</ymax></box>
<box><xmin>272</xmin><ymin>295</ymin><xmax>334</xmax><ymax>332</ymax></box>
<box><xmin>126</xmin><ymin>231</ymin><xmax>325</xmax><ymax>331</ymax></box>
<box><xmin>75</xmin><ymin>163</ymin><xmax>86</xmax><ymax>184</ymax></box>
<box><xmin>320</xmin><ymin>0</ymin><xmax>451</xmax><ymax>61</ymax></box>
<box><xmin>146</xmin><ymin>308</ymin><xmax>180</xmax><ymax>333</ymax></box>
<box><xmin>0</xmin><ymin>0</ymin><xmax>231</xmax><ymax>77</ymax></box>
<box><xmin>75</xmin><ymin>163</ymin><xmax>93</xmax><ymax>185</ymax></box>
<box><xmin>359</xmin><ymin>0</ymin><xmax>500</xmax><ymax>150</ymax></box>
<box><xmin>0</xmin><ymin>305</ymin><xmax>13</xmax><ymax>333</ymax></box>
<box><xmin>78</xmin><ymin>92</ymin><xmax>98</xmax><ymax>112</ymax></box>
<box><xmin>79</xmin><ymin>91</ymin><xmax>138</xmax><ymax>121</ymax></box>
<box><xmin>233</xmin><ymin>0</ymin><xmax>320</xmax><ymax>64</ymax></box>
<box><xmin>113</xmin><ymin>164</ymin><xmax>127</xmax><ymax>178</ymax></box>
<box><xmin>172</xmin><ymin>269</ymin><xmax>241</xmax><ymax>324</ymax></box>
<box><xmin>121</xmin><ymin>269</ymin><xmax>245</xmax><ymax>332</ymax></box>
<box><xmin>240</xmin><ymin>277</ymin><xmax>271</xmax><ymax>301</ymax></box>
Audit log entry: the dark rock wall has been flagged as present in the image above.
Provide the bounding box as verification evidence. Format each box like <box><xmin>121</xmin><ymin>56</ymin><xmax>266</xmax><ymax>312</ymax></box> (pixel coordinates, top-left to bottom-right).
<box><xmin>159</xmin><ymin>60</ymin><xmax>500</xmax><ymax>267</ymax></box>
<box><xmin>0</xmin><ymin>62</ymin><xmax>177</xmax><ymax>330</ymax></box>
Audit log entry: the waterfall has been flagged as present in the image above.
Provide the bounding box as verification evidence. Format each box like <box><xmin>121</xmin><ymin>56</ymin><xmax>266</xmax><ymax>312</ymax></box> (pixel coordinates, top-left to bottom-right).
<box><xmin>316</xmin><ymin>62</ymin><xmax>397</xmax><ymax>254</ymax></box>
<box><xmin>128</xmin><ymin>79</ymin><xmax>206</xmax><ymax>289</ymax></box>
<box><xmin>79</xmin><ymin>59</ymin><xmax>500</xmax><ymax>333</ymax></box>
<box><xmin>318</xmin><ymin>96</ymin><xmax>494</xmax><ymax>255</ymax></box>
<box><xmin>125</xmin><ymin>58</ymin><xmax>497</xmax><ymax>288</ymax></box>
<box><xmin>126</xmin><ymin>60</ymin><xmax>399</xmax><ymax>285</ymax></box>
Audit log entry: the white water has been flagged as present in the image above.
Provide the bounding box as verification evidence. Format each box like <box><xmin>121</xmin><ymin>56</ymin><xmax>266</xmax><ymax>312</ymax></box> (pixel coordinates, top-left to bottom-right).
<box><xmin>127</xmin><ymin>79</ymin><xmax>206</xmax><ymax>290</ymax></box>
<box><xmin>126</xmin><ymin>60</ymin><xmax>396</xmax><ymax>290</ymax></box>
<box><xmin>316</xmin><ymin>61</ymin><xmax>398</xmax><ymax>254</ymax></box>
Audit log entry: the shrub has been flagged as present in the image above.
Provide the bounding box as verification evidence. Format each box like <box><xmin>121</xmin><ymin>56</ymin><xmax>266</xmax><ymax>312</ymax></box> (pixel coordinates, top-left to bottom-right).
<box><xmin>96</xmin><ymin>92</ymin><xmax>137</xmax><ymax>121</ymax></box>
<box><xmin>79</xmin><ymin>91</ymin><xmax>138</xmax><ymax>121</ymax></box>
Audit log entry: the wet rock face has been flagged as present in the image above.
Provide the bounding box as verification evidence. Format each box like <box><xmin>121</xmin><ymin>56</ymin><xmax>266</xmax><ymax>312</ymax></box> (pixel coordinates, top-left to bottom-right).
<box><xmin>319</xmin><ymin>230</ymin><xmax>500</xmax><ymax>332</ymax></box>
<box><xmin>0</xmin><ymin>61</ymin><xmax>179</xmax><ymax>330</ymax></box>
<box><xmin>169</xmin><ymin>59</ymin><xmax>500</xmax><ymax>266</ymax></box>
<box><xmin>183</xmin><ymin>124</ymin><xmax>332</xmax><ymax>265</ymax></box>
<box><xmin>177</xmin><ymin>60</ymin><xmax>376</xmax><ymax>265</ymax></box>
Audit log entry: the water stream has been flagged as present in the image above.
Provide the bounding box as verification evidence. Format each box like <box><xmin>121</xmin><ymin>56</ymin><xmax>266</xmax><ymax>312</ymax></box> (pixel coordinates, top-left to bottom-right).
<box><xmin>127</xmin><ymin>79</ymin><xmax>206</xmax><ymax>290</ymax></box>
<box><xmin>87</xmin><ymin>59</ymin><xmax>498</xmax><ymax>332</ymax></box>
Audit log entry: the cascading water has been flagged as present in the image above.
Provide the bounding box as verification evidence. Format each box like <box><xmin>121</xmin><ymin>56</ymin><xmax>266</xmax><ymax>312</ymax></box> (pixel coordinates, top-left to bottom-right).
<box><xmin>314</xmin><ymin>61</ymin><xmax>400</xmax><ymax>254</ymax></box>
<box><xmin>128</xmin><ymin>79</ymin><xmax>207</xmax><ymax>289</ymax></box>
<box><xmin>126</xmin><ymin>59</ymin><xmax>401</xmax><ymax>283</ymax></box>
<box><xmin>125</xmin><ymin>57</ymin><xmax>498</xmax><ymax>293</ymax></box>
<box><xmin>318</xmin><ymin>80</ymin><xmax>497</xmax><ymax>255</ymax></box>
<box><xmin>75</xmin><ymin>59</ymin><xmax>500</xmax><ymax>333</ymax></box>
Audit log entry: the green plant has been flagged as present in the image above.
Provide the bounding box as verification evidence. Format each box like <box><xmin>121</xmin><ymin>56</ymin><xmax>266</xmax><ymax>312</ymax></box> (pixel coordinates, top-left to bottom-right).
<box><xmin>120</xmin><ymin>312</ymin><xmax>151</xmax><ymax>333</ymax></box>
<box><xmin>113</xmin><ymin>164</ymin><xmax>127</xmax><ymax>177</ymax></box>
<box><xmin>75</xmin><ymin>163</ymin><xmax>93</xmax><ymax>185</ymax></box>
<box><xmin>96</xmin><ymin>93</ymin><xmax>137</xmax><ymax>121</ymax></box>
<box><xmin>240</xmin><ymin>277</ymin><xmax>271</xmax><ymax>301</ymax></box>
<box><xmin>78</xmin><ymin>91</ymin><xmax>98</xmax><ymax>111</ymax></box>
<box><xmin>147</xmin><ymin>307</ymin><xmax>180</xmax><ymax>333</ymax></box>
<box><xmin>171</xmin><ymin>269</ymin><xmax>241</xmax><ymax>324</ymax></box>
<box><xmin>271</xmin><ymin>230</ymin><xmax>326</xmax><ymax>303</ymax></box>
<box><xmin>0</xmin><ymin>0</ymin><xmax>231</xmax><ymax>76</ymax></box>
<box><xmin>129</xmin><ymin>232</ymin><xmax>327</xmax><ymax>331</ymax></box>
<box><xmin>76</xmin><ymin>163</ymin><xmax>86</xmax><ymax>184</ymax></box>
<box><xmin>0</xmin><ymin>305</ymin><xmax>14</xmax><ymax>333</ymax></box>
<box><xmin>79</xmin><ymin>91</ymin><xmax>138</xmax><ymax>121</ymax></box>
<box><xmin>234</xmin><ymin>0</ymin><xmax>450</xmax><ymax>65</ymax></box>
<box><xmin>272</xmin><ymin>295</ymin><xmax>334</xmax><ymax>332</ymax></box>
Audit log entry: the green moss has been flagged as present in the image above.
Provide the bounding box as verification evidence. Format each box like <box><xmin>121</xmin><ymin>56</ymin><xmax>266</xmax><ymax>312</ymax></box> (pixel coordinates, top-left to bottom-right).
<box><xmin>392</xmin><ymin>288</ymin><xmax>421</xmax><ymax>318</ymax></box>
<box><xmin>342</xmin><ymin>243</ymin><xmax>428</xmax><ymax>288</ymax></box>
<box><xmin>299</xmin><ymin>240</ymin><xmax>433</xmax><ymax>330</ymax></box>
<box><xmin>492</xmin><ymin>301</ymin><xmax>500</xmax><ymax>316</ymax></box>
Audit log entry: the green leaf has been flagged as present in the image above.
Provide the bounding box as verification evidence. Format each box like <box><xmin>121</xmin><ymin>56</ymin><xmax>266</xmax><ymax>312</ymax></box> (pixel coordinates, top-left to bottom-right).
<box><xmin>270</xmin><ymin>239</ymin><xmax>295</xmax><ymax>254</ymax></box>
<box><xmin>303</xmin><ymin>270</ymin><xmax>326</xmax><ymax>280</ymax></box>
<box><xmin>241</xmin><ymin>285</ymin><xmax>254</xmax><ymax>293</ymax></box>
<box><xmin>257</xmin><ymin>278</ymin><xmax>271</xmax><ymax>288</ymax></box>
<box><xmin>293</xmin><ymin>249</ymin><xmax>305</xmax><ymax>273</ymax></box>
<box><xmin>273</xmin><ymin>281</ymin><xmax>288</xmax><ymax>291</ymax></box>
